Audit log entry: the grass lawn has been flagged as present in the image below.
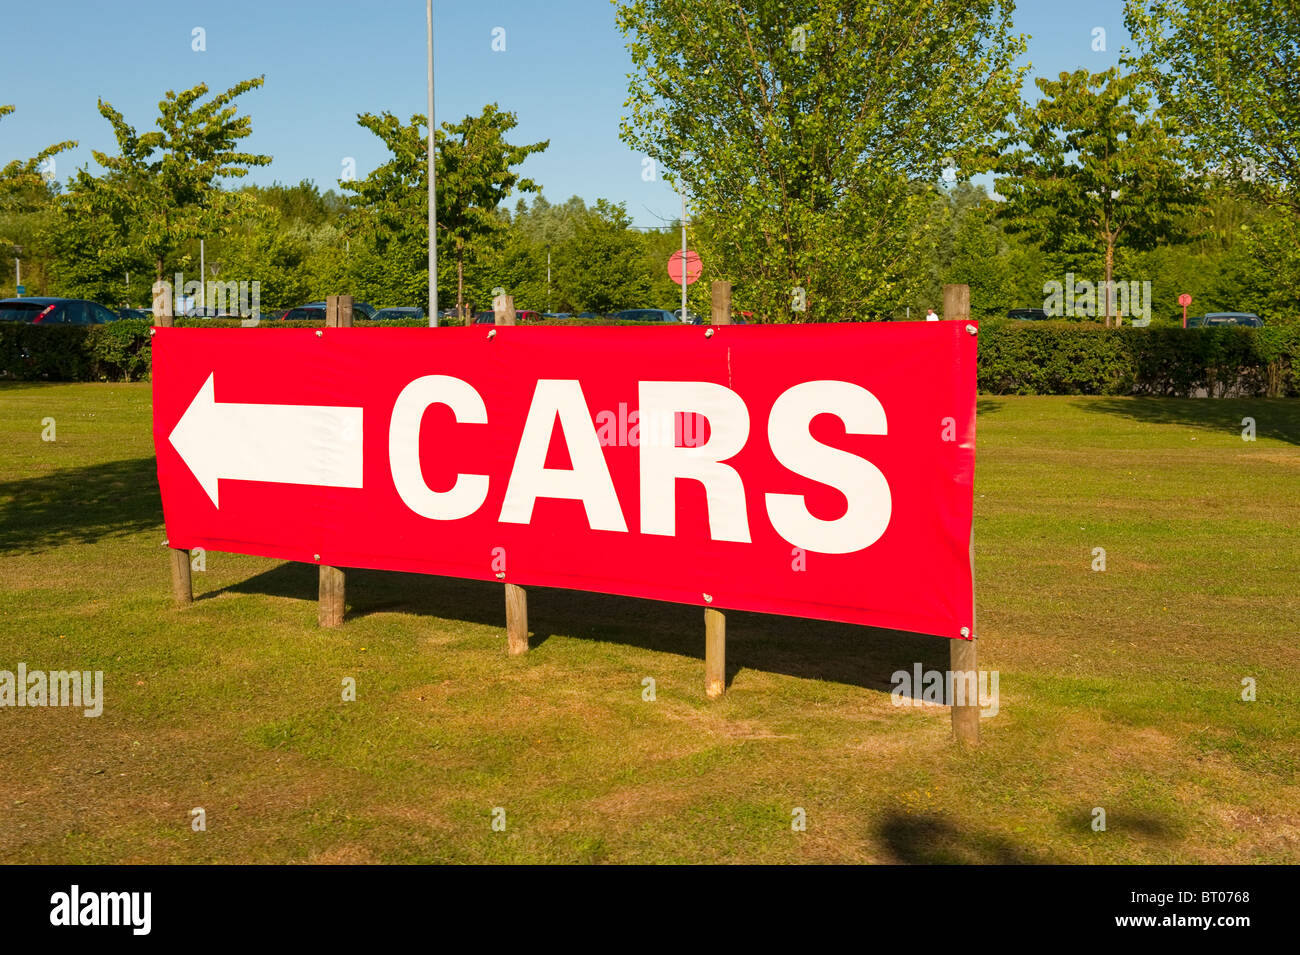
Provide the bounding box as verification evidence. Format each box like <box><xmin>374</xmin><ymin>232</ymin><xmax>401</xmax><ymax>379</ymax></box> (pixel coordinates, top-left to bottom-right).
<box><xmin>0</xmin><ymin>383</ymin><xmax>1296</xmax><ymax>864</ymax></box>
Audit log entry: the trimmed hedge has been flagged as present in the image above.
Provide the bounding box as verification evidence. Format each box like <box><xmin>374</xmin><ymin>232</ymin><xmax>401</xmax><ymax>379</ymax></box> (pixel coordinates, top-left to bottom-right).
<box><xmin>977</xmin><ymin>321</ymin><xmax>1300</xmax><ymax>397</ymax></box>
<box><xmin>3</xmin><ymin>317</ymin><xmax>1298</xmax><ymax>397</ymax></box>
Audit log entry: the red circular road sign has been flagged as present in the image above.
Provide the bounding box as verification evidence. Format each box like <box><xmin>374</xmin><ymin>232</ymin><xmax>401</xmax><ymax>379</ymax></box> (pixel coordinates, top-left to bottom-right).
<box><xmin>1178</xmin><ymin>293</ymin><xmax>1192</xmax><ymax>307</ymax></box>
<box><xmin>667</xmin><ymin>249</ymin><xmax>702</xmax><ymax>286</ymax></box>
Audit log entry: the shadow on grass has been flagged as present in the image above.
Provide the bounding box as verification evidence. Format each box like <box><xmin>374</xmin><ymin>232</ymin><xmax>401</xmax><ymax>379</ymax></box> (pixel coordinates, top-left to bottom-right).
<box><xmin>876</xmin><ymin>806</ymin><xmax>1184</xmax><ymax>864</ymax></box>
<box><xmin>1080</xmin><ymin>397</ymin><xmax>1300</xmax><ymax>446</ymax></box>
<box><xmin>215</xmin><ymin>563</ymin><xmax>951</xmax><ymax>694</ymax></box>
<box><xmin>1059</xmin><ymin>807</ymin><xmax>1184</xmax><ymax>841</ymax></box>
<box><xmin>0</xmin><ymin>456</ymin><xmax>160</xmax><ymax>554</ymax></box>
<box><xmin>976</xmin><ymin>398</ymin><xmax>1004</xmax><ymax>417</ymax></box>
<box><xmin>877</xmin><ymin>812</ymin><xmax>1055</xmax><ymax>864</ymax></box>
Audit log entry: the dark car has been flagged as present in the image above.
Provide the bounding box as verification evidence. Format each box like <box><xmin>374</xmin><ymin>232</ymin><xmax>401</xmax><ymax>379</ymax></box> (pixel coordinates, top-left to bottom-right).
<box><xmin>686</xmin><ymin>313</ymin><xmax>748</xmax><ymax>325</ymax></box>
<box><xmin>575</xmin><ymin>312</ymin><xmax>605</xmax><ymax>320</ymax></box>
<box><xmin>117</xmin><ymin>307</ymin><xmax>152</xmax><ymax>320</ymax></box>
<box><xmin>1187</xmin><ymin>312</ymin><xmax>1263</xmax><ymax>328</ymax></box>
<box><xmin>281</xmin><ymin>306</ymin><xmax>327</xmax><ymax>322</ymax></box>
<box><xmin>0</xmin><ymin>298</ymin><xmax>118</xmax><ymax>324</ymax></box>
<box><xmin>1008</xmin><ymin>307</ymin><xmax>1051</xmax><ymax>321</ymax></box>
<box><xmin>372</xmin><ymin>307</ymin><xmax>426</xmax><ymax>321</ymax></box>
<box><xmin>613</xmin><ymin>309</ymin><xmax>679</xmax><ymax>323</ymax></box>
<box><xmin>472</xmin><ymin>309</ymin><xmax>540</xmax><ymax>324</ymax></box>
<box><xmin>304</xmin><ymin>300</ymin><xmax>377</xmax><ymax>320</ymax></box>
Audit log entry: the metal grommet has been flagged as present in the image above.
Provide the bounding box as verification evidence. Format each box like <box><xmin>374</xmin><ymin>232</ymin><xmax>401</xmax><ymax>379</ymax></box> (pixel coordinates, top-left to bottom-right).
<box><xmin>487</xmin><ymin>329</ymin><xmax>497</xmax><ymax>340</ymax></box>
<box><xmin>315</xmin><ymin>330</ymin><xmax>323</xmax><ymax>338</ymax></box>
<box><xmin>960</xmin><ymin>626</ymin><xmax>971</xmax><ymax>638</ymax></box>
<box><xmin>705</xmin><ymin>328</ymin><xmax>714</xmax><ymax>338</ymax></box>
<box><xmin>703</xmin><ymin>593</ymin><xmax>713</xmax><ymax>603</ymax></box>
<box><xmin>965</xmin><ymin>324</ymin><xmax>977</xmax><ymax>335</ymax></box>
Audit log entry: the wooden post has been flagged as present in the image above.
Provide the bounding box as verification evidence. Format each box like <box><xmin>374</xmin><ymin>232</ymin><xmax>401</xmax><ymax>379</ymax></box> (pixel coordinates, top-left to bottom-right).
<box><xmin>951</xmin><ymin>530</ymin><xmax>980</xmax><ymax>743</ymax></box>
<box><xmin>318</xmin><ymin>295</ymin><xmax>353</xmax><ymax>627</ymax></box>
<box><xmin>325</xmin><ymin>294</ymin><xmax>353</xmax><ymax>328</ymax></box>
<box><xmin>705</xmin><ymin>607</ymin><xmax>725</xmax><ymax>699</ymax></box>
<box><xmin>493</xmin><ymin>293</ymin><xmax>525</xmax><ymax>653</ymax></box>
<box><xmin>505</xmin><ymin>583</ymin><xmax>528</xmax><ymax>655</ymax></box>
<box><xmin>169</xmin><ymin>547</ymin><xmax>192</xmax><ymax>607</ymax></box>
<box><xmin>159</xmin><ymin>278</ymin><xmax>182</xmax><ymax>603</ymax></box>
<box><xmin>493</xmin><ymin>293</ymin><xmax>516</xmax><ymax>326</ymax></box>
<box><xmin>704</xmin><ymin>280</ymin><xmax>732</xmax><ymax>698</ymax></box>
<box><xmin>336</xmin><ymin>295</ymin><xmax>354</xmax><ymax>327</ymax></box>
<box><xmin>710</xmin><ymin>280</ymin><xmax>732</xmax><ymax>325</ymax></box>
<box><xmin>942</xmin><ymin>284</ymin><xmax>970</xmax><ymax>323</ymax></box>
<box><xmin>319</xmin><ymin>565</ymin><xmax>345</xmax><ymax>628</ymax></box>
<box><xmin>153</xmin><ymin>279</ymin><xmax>173</xmax><ymax>328</ymax></box>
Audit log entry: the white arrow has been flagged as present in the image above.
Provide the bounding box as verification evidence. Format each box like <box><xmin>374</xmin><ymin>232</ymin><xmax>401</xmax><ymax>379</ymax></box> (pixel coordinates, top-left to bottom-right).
<box><xmin>169</xmin><ymin>373</ymin><xmax>364</xmax><ymax>508</ymax></box>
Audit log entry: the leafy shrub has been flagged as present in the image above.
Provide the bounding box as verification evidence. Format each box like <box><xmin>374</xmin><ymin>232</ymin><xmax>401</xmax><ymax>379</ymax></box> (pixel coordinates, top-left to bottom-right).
<box><xmin>977</xmin><ymin>322</ymin><xmax>1299</xmax><ymax>397</ymax></box>
<box><xmin>3</xmin><ymin>316</ymin><xmax>1297</xmax><ymax>396</ymax></box>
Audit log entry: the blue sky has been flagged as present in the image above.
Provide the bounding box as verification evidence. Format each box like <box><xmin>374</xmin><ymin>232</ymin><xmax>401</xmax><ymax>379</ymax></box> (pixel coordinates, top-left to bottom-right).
<box><xmin>2</xmin><ymin>0</ymin><xmax>1132</xmax><ymax>227</ymax></box>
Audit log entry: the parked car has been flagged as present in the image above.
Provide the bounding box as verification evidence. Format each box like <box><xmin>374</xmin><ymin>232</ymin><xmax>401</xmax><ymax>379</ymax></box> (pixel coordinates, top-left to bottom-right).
<box><xmin>472</xmin><ymin>309</ymin><xmax>541</xmax><ymax>324</ymax></box>
<box><xmin>542</xmin><ymin>312</ymin><xmax>572</xmax><ymax>320</ymax></box>
<box><xmin>303</xmin><ymin>300</ymin><xmax>377</xmax><ymax>320</ymax></box>
<box><xmin>1186</xmin><ymin>312</ymin><xmax>1263</xmax><ymax>328</ymax></box>
<box><xmin>0</xmin><ymin>297</ymin><xmax>118</xmax><ymax>324</ymax></box>
<box><xmin>117</xmin><ymin>307</ymin><xmax>152</xmax><ymax>320</ymax></box>
<box><xmin>674</xmin><ymin>308</ymin><xmax>703</xmax><ymax>324</ymax></box>
<box><xmin>612</xmin><ymin>309</ymin><xmax>680</xmax><ymax>323</ymax></box>
<box><xmin>281</xmin><ymin>306</ymin><xmax>327</xmax><ymax>322</ymax></box>
<box><xmin>575</xmin><ymin>312</ymin><xmax>605</xmax><ymax>320</ymax></box>
<box><xmin>1008</xmin><ymin>307</ymin><xmax>1051</xmax><ymax>321</ymax></box>
<box><xmin>372</xmin><ymin>307</ymin><xmax>426</xmax><ymax>321</ymax></box>
<box><xmin>686</xmin><ymin>312</ymin><xmax>748</xmax><ymax>325</ymax></box>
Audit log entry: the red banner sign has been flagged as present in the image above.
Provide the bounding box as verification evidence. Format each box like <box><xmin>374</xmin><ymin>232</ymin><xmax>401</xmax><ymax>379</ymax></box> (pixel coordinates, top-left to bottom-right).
<box><xmin>152</xmin><ymin>323</ymin><xmax>977</xmax><ymax>638</ymax></box>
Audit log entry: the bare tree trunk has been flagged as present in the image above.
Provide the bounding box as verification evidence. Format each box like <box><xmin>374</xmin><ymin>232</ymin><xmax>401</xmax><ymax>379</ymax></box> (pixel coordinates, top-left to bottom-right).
<box><xmin>457</xmin><ymin>248</ymin><xmax>465</xmax><ymax>319</ymax></box>
<box><xmin>1104</xmin><ymin>240</ymin><xmax>1115</xmax><ymax>328</ymax></box>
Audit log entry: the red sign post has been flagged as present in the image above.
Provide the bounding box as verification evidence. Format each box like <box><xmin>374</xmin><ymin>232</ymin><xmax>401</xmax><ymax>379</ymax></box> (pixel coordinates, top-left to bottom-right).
<box><xmin>667</xmin><ymin>249</ymin><xmax>702</xmax><ymax>286</ymax></box>
<box><xmin>153</xmin><ymin>324</ymin><xmax>977</xmax><ymax>638</ymax></box>
<box><xmin>1179</xmin><ymin>292</ymin><xmax>1192</xmax><ymax>328</ymax></box>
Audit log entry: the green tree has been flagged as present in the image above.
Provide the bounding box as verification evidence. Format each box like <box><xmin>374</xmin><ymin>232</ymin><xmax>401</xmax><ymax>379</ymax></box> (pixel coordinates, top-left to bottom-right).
<box><xmin>615</xmin><ymin>0</ymin><xmax>1026</xmax><ymax>322</ymax></box>
<box><xmin>343</xmin><ymin>105</ymin><xmax>547</xmax><ymax>315</ymax></box>
<box><xmin>947</xmin><ymin>195</ymin><xmax>1017</xmax><ymax>319</ymax></box>
<box><xmin>0</xmin><ymin>104</ymin><xmax>76</xmax><ymax>213</ymax></box>
<box><xmin>995</xmin><ymin>68</ymin><xmax>1200</xmax><ymax>325</ymax></box>
<box><xmin>1125</xmin><ymin>0</ymin><xmax>1300</xmax><ymax>215</ymax></box>
<box><xmin>554</xmin><ymin>200</ymin><xmax>650</xmax><ymax>313</ymax></box>
<box><xmin>51</xmin><ymin>78</ymin><xmax>270</xmax><ymax>296</ymax></box>
<box><xmin>0</xmin><ymin>104</ymin><xmax>76</xmax><ymax>295</ymax></box>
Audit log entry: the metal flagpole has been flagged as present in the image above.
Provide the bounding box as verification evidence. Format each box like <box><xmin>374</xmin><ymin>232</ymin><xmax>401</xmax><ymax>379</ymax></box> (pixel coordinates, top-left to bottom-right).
<box><xmin>680</xmin><ymin>190</ymin><xmax>687</xmax><ymax>321</ymax></box>
<box><xmin>427</xmin><ymin>0</ymin><xmax>438</xmax><ymax>327</ymax></box>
